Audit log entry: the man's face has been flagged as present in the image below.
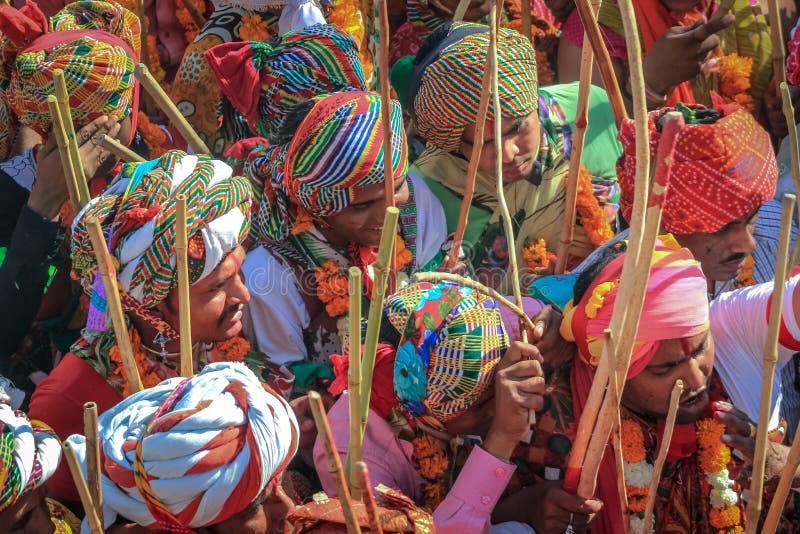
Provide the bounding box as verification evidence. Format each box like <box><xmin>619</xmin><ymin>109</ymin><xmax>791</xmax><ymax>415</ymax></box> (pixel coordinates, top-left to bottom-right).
<box><xmin>674</xmin><ymin>208</ymin><xmax>759</xmax><ymax>283</ymax></box>
<box><xmin>320</xmin><ymin>177</ymin><xmax>410</xmax><ymax>248</ymax></box>
<box><xmin>158</xmin><ymin>246</ymin><xmax>250</xmax><ymax>343</ymax></box>
<box><xmin>622</xmin><ymin>331</ymin><xmax>715</xmax><ymax>425</ymax></box>
<box><xmin>459</xmin><ymin>112</ymin><xmax>541</xmax><ymax>184</ymax></box>
<box><xmin>0</xmin><ymin>487</ymin><xmax>54</xmax><ymax>534</ymax></box>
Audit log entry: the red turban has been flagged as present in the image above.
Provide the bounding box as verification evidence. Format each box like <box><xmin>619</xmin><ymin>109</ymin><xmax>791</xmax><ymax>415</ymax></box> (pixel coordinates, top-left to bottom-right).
<box><xmin>618</xmin><ymin>103</ymin><xmax>776</xmax><ymax>234</ymax></box>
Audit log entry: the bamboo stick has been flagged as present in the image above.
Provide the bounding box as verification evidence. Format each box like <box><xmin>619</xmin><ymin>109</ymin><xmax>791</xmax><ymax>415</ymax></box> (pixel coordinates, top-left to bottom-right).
<box><xmin>87</xmin><ymin>219</ymin><xmax>144</xmax><ymax>393</ymax></box>
<box><xmin>413</xmin><ymin>272</ymin><xmax>537</xmax><ymax>333</ymax></box>
<box><xmin>134</xmin><ymin>64</ymin><xmax>211</xmax><ymax>154</ymax></box>
<box><xmin>605</xmin><ymin>330</ymin><xmax>629</xmax><ymax>534</ymax></box>
<box><xmin>53</xmin><ymin>69</ymin><xmax>91</xmax><ymax>208</ymax></box>
<box><xmin>62</xmin><ymin>441</ymin><xmax>103</xmax><ymax>534</ymax></box>
<box><xmin>778</xmin><ymin>82</ymin><xmax>800</xmax><ymax>266</ymax></box>
<box><xmin>176</xmin><ymin>196</ymin><xmax>193</xmax><ymax>377</ymax></box>
<box><xmin>708</xmin><ymin>0</ymin><xmax>735</xmax><ymax>23</ymax></box>
<box><xmin>309</xmin><ymin>391</ymin><xmax>359</xmax><ymax>534</ymax></box>
<box><xmin>762</xmin><ymin>415</ymin><xmax>800</xmax><ymax>533</ymax></box>
<box><xmin>98</xmin><ymin>134</ymin><xmax>145</xmax><ymax>163</ymax></box>
<box><xmin>746</xmin><ymin>193</ymin><xmax>796</xmax><ymax>533</ymax></box>
<box><xmin>642</xmin><ymin>380</ymin><xmax>683</xmax><ymax>531</ymax></box>
<box><xmin>83</xmin><ymin>402</ymin><xmax>103</xmax><ymax>527</ymax></box>
<box><xmin>452</xmin><ymin>0</ymin><xmax>470</xmax><ymax>22</ymax></box>
<box><xmin>767</xmin><ymin>0</ymin><xmax>787</xmax><ymax>86</ymax></box>
<box><xmin>347</xmin><ymin>267</ymin><xmax>363</xmax><ymax>500</ymax></box>
<box><xmin>573</xmin><ymin>0</ymin><xmax>627</xmax><ymax>127</ymax></box>
<box><xmin>359</xmin><ymin>208</ymin><xmax>399</xmax><ymax>437</ymax></box>
<box><xmin>356</xmin><ymin>462</ymin><xmax>384</xmax><ymax>534</ymax></box>
<box><xmin>446</xmin><ymin>30</ymin><xmax>493</xmax><ymax>269</ymax></box>
<box><xmin>521</xmin><ymin>0</ymin><xmax>532</xmax><ymax>41</ymax></box>
<box><xmin>556</xmin><ymin>19</ymin><xmax>595</xmax><ymax>274</ymax></box>
<box><xmin>46</xmin><ymin>96</ymin><xmax>81</xmax><ymax>213</ymax></box>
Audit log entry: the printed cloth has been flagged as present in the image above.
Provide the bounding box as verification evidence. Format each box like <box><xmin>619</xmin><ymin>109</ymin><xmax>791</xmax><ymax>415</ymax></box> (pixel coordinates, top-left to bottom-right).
<box><xmin>71</xmin><ymin>150</ymin><xmax>252</xmax><ymax>309</ymax></box>
<box><xmin>618</xmin><ymin>103</ymin><xmax>776</xmax><ymax>235</ymax></box>
<box><xmin>0</xmin><ymin>403</ymin><xmax>61</xmax><ymax>513</ymax></box>
<box><xmin>206</xmin><ymin>23</ymin><xmax>366</xmax><ymax>144</ymax></box>
<box><xmin>383</xmin><ymin>280</ymin><xmax>509</xmax><ymax>430</ymax></box>
<box><xmin>66</xmin><ymin>362</ymin><xmax>298</xmax><ymax>531</ymax></box>
<box><xmin>413</xmin><ymin>22</ymin><xmax>537</xmax><ymax>153</ymax></box>
<box><xmin>0</xmin><ymin>1</ymin><xmax>140</xmax><ymax>137</ymax></box>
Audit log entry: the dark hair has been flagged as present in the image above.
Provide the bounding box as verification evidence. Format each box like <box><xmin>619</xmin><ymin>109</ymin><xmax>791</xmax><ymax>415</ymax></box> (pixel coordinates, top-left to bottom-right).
<box><xmin>274</xmin><ymin>99</ymin><xmax>317</xmax><ymax>145</ymax></box>
<box><xmin>413</xmin><ymin>23</ymin><xmax>452</xmax><ymax>67</ymax></box>
<box><xmin>378</xmin><ymin>311</ymin><xmax>403</xmax><ymax>347</ymax></box>
<box><xmin>572</xmin><ymin>241</ymin><xmax>628</xmax><ymax>304</ymax></box>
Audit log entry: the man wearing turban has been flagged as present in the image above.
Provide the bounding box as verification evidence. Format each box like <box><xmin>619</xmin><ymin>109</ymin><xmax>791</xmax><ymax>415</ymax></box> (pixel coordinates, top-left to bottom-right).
<box><xmin>240</xmin><ymin>91</ymin><xmax>449</xmax><ymax>377</ymax></box>
<box><xmin>407</xmin><ymin>22</ymin><xmax>622</xmax><ymax>291</ymax></box>
<box><xmin>67</xmin><ymin>362</ymin><xmax>298</xmax><ymax>532</ymax></box>
<box><xmin>317</xmin><ymin>281</ymin><xmax>547</xmax><ymax>532</ymax></box>
<box><xmin>27</xmin><ymin>150</ymin><xmax>257</xmax><ymax>501</ymax></box>
<box><xmin>498</xmin><ymin>241</ymin><xmax>800</xmax><ymax>533</ymax></box>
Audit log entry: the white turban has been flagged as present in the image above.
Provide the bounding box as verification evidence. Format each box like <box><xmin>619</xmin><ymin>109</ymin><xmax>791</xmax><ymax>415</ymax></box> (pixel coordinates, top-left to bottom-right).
<box><xmin>67</xmin><ymin>362</ymin><xmax>298</xmax><ymax>530</ymax></box>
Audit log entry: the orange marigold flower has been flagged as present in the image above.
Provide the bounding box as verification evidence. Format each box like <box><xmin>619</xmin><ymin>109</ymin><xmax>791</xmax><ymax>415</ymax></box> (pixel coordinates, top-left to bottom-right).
<box><xmin>735</xmin><ymin>256</ymin><xmax>756</xmax><ymax>288</ymax></box>
<box><xmin>522</xmin><ymin>238</ymin><xmax>554</xmax><ymax>270</ymax></box>
<box><xmin>620</xmin><ymin>419</ymin><xmax>647</xmax><ymax>463</ymax></box>
<box><xmin>291</xmin><ymin>208</ymin><xmax>314</xmax><ymax>235</ymax></box>
<box><xmin>138</xmin><ymin>112</ymin><xmax>168</xmax><ymax>159</ymax></box>
<box><xmin>573</xmin><ymin>166</ymin><xmax>615</xmax><ymax>246</ymax></box>
<box><xmin>719</xmin><ymin>53</ymin><xmax>753</xmax><ymax>95</ymax></box>
<box><xmin>732</xmin><ymin>93</ymin><xmax>756</xmax><ymax>113</ymax></box>
<box><xmin>708</xmin><ymin>504</ymin><xmax>741</xmax><ymax>529</ymax></box>
<box><xmin>422</xmin><ymin>479</ymin><xmax>445</xmax><ymax>510</ymax></box>
<box><xmin>412</xmin><ymin>434</ymin><xmax>448</xmax><ymax>479</ymax></box>
<box><xmin>214</xmin><ymin>336</ymin><xmax>250</xmax><ymax>362</ymax></box>
<box><xmin>395</xmin><ymin>235</ymin><xmax>413</xmax><ymax>270</ymax></box>
<box><xmin>239</xmin><ymin>14</ymin><xmax>270</xmax><ymax>42</ymax></box>
<box><xmin>625</xmin><ymin>486</ymin><xmax>648</xmax><ymax>513</ymax></box>
<box><xmin>315</xmin><ymin>260</ymin><xmax>349</xmax><ymax>317</ymax></box>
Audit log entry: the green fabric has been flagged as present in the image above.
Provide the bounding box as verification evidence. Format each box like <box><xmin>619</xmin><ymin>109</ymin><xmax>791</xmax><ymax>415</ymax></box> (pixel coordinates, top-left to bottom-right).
<box><xmin>288</xmin><ymin>360</ymin><xmax>335</xmax><ymax>389</ymax></box>
<box><xmin>420</xmin><ymin>175</ymin><xmax>492</xmax><ymax>244</ymax></box>
<box><xmin>391</xmin><ymin>55</ymin><xmax>416</xmax><ymax>108</ymax></box>
<box><xmin>0</xmin><ymin>247</ymin><xmax>59</xmax><ymax>293</ymax></box>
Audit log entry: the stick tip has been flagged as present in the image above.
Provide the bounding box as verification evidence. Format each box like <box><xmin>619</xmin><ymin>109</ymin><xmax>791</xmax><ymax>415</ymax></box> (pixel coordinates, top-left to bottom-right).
<box><xmin>348</xmin><ymin>266</ymin><xmax>362</xmax><ymax>277</ymax></box>
<box><xmin>134</xmin><ymin>63</ymin><xmax>146</xmax><ymax>77</ymax></box>
<box><xmin>355</xmin><ymin>461</ymin><xmax>368</xmax><ymax>473</ymax></box>
<box><xmin>309</xmin><ymin>390</ymin><xmax>321</xmax><ymax>402</ymax></box>
<box><xmin>84</xmin><ymin>402</ymin><xmax>97</xmax><ymax>411</ymax></box>
<box><xmin>385</xmin><ymin>206</ymin><xmax>400</xmax><ymax>216</ymax></box>
<box><xmin>47</xmin><ymin>94</ymin><xmax>58</xmax><ymax>103</ymax></box>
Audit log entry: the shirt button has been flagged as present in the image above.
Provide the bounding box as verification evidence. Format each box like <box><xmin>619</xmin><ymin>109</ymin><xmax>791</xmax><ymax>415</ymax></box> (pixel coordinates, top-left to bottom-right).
<box><xmin>481</xmin><ymin>495</ymin><xmax>492</xmax><ymax>506</ymax></box>
<box><xmin>494</xmin><ymin>467</ymin><xmax>506</xmax><ymax>478</ymax></box>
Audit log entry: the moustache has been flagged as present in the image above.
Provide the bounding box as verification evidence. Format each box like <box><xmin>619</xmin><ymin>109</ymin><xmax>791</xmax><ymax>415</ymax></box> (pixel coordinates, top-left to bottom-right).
<box><xmin>720</xmin><ymin>252</ymin><xmax>746</xmax><ymax>264</ymax></box>
<box><xmin>217</xmin><ymin>303</ymin><xmax>243</xmax><ymax>327</ymax></box>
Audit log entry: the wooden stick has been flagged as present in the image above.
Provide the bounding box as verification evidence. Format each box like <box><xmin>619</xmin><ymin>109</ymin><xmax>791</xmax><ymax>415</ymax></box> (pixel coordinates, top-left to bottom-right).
<box><xmin>767</xmin><ymin>0</ymin><xmax>787</xmax><ymax>86</ymax></box>
<box><xmin>356</xmin><ymin>462</ymin><xmax>384</xmax><ymax>534</ymax></box>
<box><xmin>446</xmin><ymin>29</ymin><xmax>493</xmax><ymax>269</ymax></box>
<box><xmin>181</xmin><ymin>0</ymin><xmax>206</xmax><ymax>29</ymax></box>
<box><xmin>642</xmin><ymin>380</ymin><xmax>683</xmax><ymax>532</ymax></box>
<box><xmin>87</xmin><ymin>219</ymin><xmax>144</xmax><ymax>393</ymax></box>
<box><xmin>521</xmin><ymin>0</ymin><xmax>532</xmax><ymax>41</ymax></box>
<box><xmin>347</xmin><ymin>267</ymin><xmax>363</xmax><ymax>500</ymax></box>
<box><xmin>762</xmin><ymin>415</ymin><xmax>800</xmax><ymax>533</ymax></box>
<box><xmin>452</xmin><ymin>0</ymin><xmax>470</xmax><ymax>22</ymax></box>
<box><xmin>359</xmin><ymin>208</ymin><xmax>399</xmax><ymax>437</ymax></box>
<box><xmin>746</xmin><ymin>193</ymin><xmax>796</xmax><ymax>533</ymax></box>
<box><xmin>556</xmin><ymin>19</ymin><xmax>595</xmax><ymax>274</ymax></box>
<box><xmin>83</xmin><ymin>402</ymin><xmax>103</xmax><ymax>528</ymax></box>
<box><xmin>413</xmin><ymin>272</ymin><xmax>537</xmax><ymax>333</ymax></box>
<box><xmin>98</xmin><ymin>134</ymin><xmax>145</xmax><ymax>163</ymax></box>
<box><xmin>53</xmin><ymin>69</ymin><xmax>91</xmax><ymax>208</ymax></box>
<box><xmin>779</xmin><ymin>82</ymin><xmax>800</xmax><ymax>267</ymax></box>
<box><xmin>309</xmin><ymin>391</ymin><xmax>359</xmax><ymax>534</ymax></box>
<box><xmin>46</xmin><ymin>96</ymin><xmax>81</xmax><ymax>213</ymax></box>
<box><xmin>176</xmin><ymin>196</ymin><xmax>193</xmax><ymax>377</ymax></box>
<box><xmin>573</xmin><ymin>0</ymin><xmax>627</xmax><ymax>127</ymax></box>
<box><xmin>708</xmin><ymin>0</ymin><xmax>735</xmax><ymax>23</ymax></box>
<box><xmin>604</xmin><ymin>330</ymin><xmax>629</xmax><ymax>534</ymax></box>
<box><xmin>377</xmin><ymin>0</ymin><xmax>396</xmax><ymax>290</ymax></box>
<box><xmin>134</xmin><ymin>64</ymin><xmax>211</xmax><ymax>154</ymax></box>
<box><xmin>62</xmin><ymin>441</ymin><xmax>103</xmax><ymax>534</ymax></box>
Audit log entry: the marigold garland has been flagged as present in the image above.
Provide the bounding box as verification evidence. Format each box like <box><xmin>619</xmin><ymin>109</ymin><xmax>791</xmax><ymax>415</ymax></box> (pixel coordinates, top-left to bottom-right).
<box><xmin>239</xmin><ymin>13</ymin><xmax>270</xmax><ymax>42</ymax></box>
<box><xmin>175</xmin><ymin>0</ymin><xmax>205</xmax><ymax>45</ymax></box>
<box><xmin>315</xmin><ymin>260</ymin><xmax>350</xmax><ymax>317</ymax></box>
<box><xmin>395</xmin><ymin>235</ymin><xmax>413</xmax><ymax>271</ymax></box>
<box><xmin>137</xmin><ymin>111</ymin><xmax>169</xmax><ymax>159</ymax></box>
<box><xmin>734</xmin><ymin>255</ymin><xmax>756</xmax><ymax>288</ymax></box>
<box><xmin>717</xmin><ymin>52</ymin><xmax>755</xmax><ymax>113</ymax></box>
<box><xmin>328</xmin><ymin>0</ymin><xmax>373</xmax><ymax>80</ymax></box>
<box><xmin>521</xmin><ymin>238</ymin><xmax>556</xmax><ymax>271</ymax></box>
<box><xmin>573</xmin><ymin>166</ymin><xmax>615</xmax><ymax>246</ymax></box>
<box><xmin>291</xmin><ymin>208</ymin><xmax>315</xmax><ymax>235</ymax></box>
<box><xmin>411</xmin><ymin>433</ymin><xmax>449</xmax><ymax>510</ymax></box>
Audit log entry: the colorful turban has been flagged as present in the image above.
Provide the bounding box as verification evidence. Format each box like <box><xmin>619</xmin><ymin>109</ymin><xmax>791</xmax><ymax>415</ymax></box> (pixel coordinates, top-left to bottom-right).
<box><xmin>205</xmin><ymin>24</ymin><xmax>366</xmax><ymax>142</ymax></box>
<box><xmin>0</xmin><ymin>404</ymin><xmax>61</xmax><ymax>513</ymax></box>
<box><xmin>66</xmin><ymin>362</ymin><xmax>298</xmax><ymax>531</ymax></box>
<box><xmin>384</xmin><ymin>281</ymin><xmax>509</xmax><ymax>430</ymax></box>
<box><xmin>618</xmin><ymin>103</ymin><xmax>777</xmax><ymax>235</ymax></box>
<box><xmin>413</xmin><ymin>22</ymin><xmax>538</xmax><ymax>153</ymax></box>
<box><xmin>247</xmin><ymin>91</ymin><xmax>408</xmax><ymax>246</ymax></box>
<box><xmin>0</xmin><ymin>1</ymin><xmax>140</xmax><ymax>137</ymax></box>
<box><xmin>71</xmin><ymin>150</ymin><xmax>252</xmax><ymax>309</ymax></box>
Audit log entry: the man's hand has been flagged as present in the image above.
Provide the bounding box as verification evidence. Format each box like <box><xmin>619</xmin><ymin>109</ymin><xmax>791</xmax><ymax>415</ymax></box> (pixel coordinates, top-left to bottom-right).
<box><xmin>529</xmin><ymin>305</ymin><xmax>575</xmax><ymax>371</ymax></box>
<box><xmin>483</xmin><ymin>342</ymin><xmax>545</xmax><ymax>460</ymax></box>
<box><xmin>764</xmin><ymin>77</ymin><xmax>800</xmax><ymax>140</ymax></box>
<box><xmin>493</xmin><ymin>481</ymin><xmax>603</xmax><ymax>533</ymax></box>
<box><xmin>643</xmin><ymin>15</ymin><xmax>735</xmax><ymax>98</ymax></box>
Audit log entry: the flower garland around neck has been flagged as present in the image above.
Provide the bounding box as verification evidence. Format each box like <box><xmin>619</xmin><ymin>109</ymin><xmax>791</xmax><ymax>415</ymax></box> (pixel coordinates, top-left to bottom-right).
<box><xmin>734</xmin><ymin>255</ymin><xmax>756</xmax><ymax>288</ymax></box>
<box><xmin>620</xmin><ymin>417</ymin><xmax>745</xmax><ymax>534</ymax></box>
<box><xmin>522</xmin><ymin>237</ymin><xmax>556</xmax><ymax>272</ymax></box>
<box><xmin>504</xmin><ymin>0</ymin><xmax>558</xmax><ymax>86</ymax></box>
<box><xmin>137</xmin><ymin>111</ymin><xmax>169</xmax><ymax>159</ymax></box>
<box><xmin>573</xmin><ymin>166</ymin><xmax>615</xmax><ymax>247</ymax></box>
<box><xmin>328</xmin><ymin>0</ymin><xmax>373</xmax><ymax>80</ymax></box>
<box><xmin>411</xmin><ymin>433</ymin><xmax>449</xmax><ymax>510</ymax></box>
<box><xmin>175</xmin><ymin>0</ymin><xmax>205</xmax><ymax>44</ymax></box>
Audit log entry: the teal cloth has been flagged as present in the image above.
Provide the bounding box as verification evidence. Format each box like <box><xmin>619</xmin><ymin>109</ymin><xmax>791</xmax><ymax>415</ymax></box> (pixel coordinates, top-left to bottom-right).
<box><xmin>528</xmin><ymin>273</ymin><xmax>577</xmax><ymax>311</ymax></box>
<box><xmin>288</xmin><ymin>360</ymin><xmax>335</xmax><ymax>389</ymax></box>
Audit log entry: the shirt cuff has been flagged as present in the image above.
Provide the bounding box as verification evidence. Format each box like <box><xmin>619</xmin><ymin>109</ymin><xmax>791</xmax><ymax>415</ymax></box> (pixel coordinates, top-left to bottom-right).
<box><xmin>448</xmin><ymin>445</ymin><xmax>516</xmax><ymax>513</ymax></box>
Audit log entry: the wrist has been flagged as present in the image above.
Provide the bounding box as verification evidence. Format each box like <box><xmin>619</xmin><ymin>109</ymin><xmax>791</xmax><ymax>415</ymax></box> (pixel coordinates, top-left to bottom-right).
<box><xmin>483</xmin><ymin>430</ymin><xmax>518</xmax><ymax>461</ymax></box>
<box><xmin>27</xmin><ymin>189</ymin><xmax>65</xmax><ymax>220</ymax></box>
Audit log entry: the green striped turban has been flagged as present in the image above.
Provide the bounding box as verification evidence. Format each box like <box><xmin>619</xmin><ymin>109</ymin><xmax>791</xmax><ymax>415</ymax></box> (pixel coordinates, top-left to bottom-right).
<box><xmin>413</xmin><ymin>22</ymin><xmax>538</xmax><ymax>153</ymax></box>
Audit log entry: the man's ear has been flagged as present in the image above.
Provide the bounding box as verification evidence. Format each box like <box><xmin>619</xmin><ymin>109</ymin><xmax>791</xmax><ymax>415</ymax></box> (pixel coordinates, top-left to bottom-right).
<box><xmin>152</xmin><ymin>294</ymin><xmax>179</xmax><ymax>322</ymax></box>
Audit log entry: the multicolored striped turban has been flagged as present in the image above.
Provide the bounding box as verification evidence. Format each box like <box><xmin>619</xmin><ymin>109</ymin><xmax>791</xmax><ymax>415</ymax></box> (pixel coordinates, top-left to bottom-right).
<box><xmin>0</xmin><ymin>403</ymin><xmax>61</xmax><ymax>514</ymax></box>
<box><xmin>247</xmin><ymin>90</ymin><xmax>408</xmax><ymax>246</ymax></box>
<box><xmin>205</xmin><ymin>23</ymin><xmax>366</xmax><ymax>143</ymax></box>
<box><xmin>618</xmin><ymin>103</ymin><xmax>777</xmax><ymax>235</ymax></box>
<box><xmin>384</xmin><ymin>281</ymin><xmax>509</xmax><ymax>430</ymax></box>
<box><xmin>66</xmin><ymin>362</ymin><xmax>298</xmax><ymax>531</ymax></box>
<box><xmin>0</xmin><ymin>1</ymin><xmax>140</xmax><ymax>137</ymax></box>
<box><xmin>71</xmin><ymin>150</ymin><xmax>252</xmax><ymax>309</ymax></box>
<box><xmin>413</xmin><ymin>22</ymin><xmax>538</xmax><ymax>153</ymax></box>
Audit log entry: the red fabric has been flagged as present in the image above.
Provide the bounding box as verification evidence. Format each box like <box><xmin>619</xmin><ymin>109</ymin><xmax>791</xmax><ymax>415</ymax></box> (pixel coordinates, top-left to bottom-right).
<box><xmin>205</xmin><ymin>42</ymin><xmax>263</xmax><ymax>129</ymax></box>
<box><xmin>328</xmin><ymin>343</ymin><xmax>398</xmax><ymax>419</ymax></box>
<box><xmin>765</xmin><ymin>268</ymin><xmax>800</xmax><ymax>352</ymax></box>
<box><xmin>561</xmin><ymin>8</ymin><xmax>628</xmax><ymax>61</ymax></box>
<box><xmin>788</xmin><ymin>23</ymin><xmax>800</xmax><ymax>85</ymax></box>
<box><xmin>0</xmin><ymin>0</ymin><xmax>47</xmax><ymax>47</ymax></box>
<box><xmin>28</xmin><ymin>353</ymin><xmax>122</xmax><ymax>502</ymax></box>
<box><xmin>618</xmin><ymin>103</ymin><xmax>777</xmax><ymax>235</ymax></box>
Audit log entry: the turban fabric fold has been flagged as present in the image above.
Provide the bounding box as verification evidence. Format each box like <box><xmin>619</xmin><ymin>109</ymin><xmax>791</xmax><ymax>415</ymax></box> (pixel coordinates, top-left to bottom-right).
<box><xmin>383</xmin><ymin>281</ymin><xmax>509</xmax><ymax>429</ymax></box>
<box><xmin>0</xmin><ymin>404</ymin><xmax>61</xmax><ymax>513</ymax></box>
<box><xmin>618</xmin><ymin>103</ymin><xmax>777</xmax><ymax>235</ymax></box>
<box><xmin>71</xmin><ymin>150</ymin><xmax>252</xmax><ymax>309</ymax></box>
<box><xmin>247</xmin><ymin>91</ymin><xmax>408</xmax><ymax>246</ymax></box>
<box><xmin>0</xmin><ymin>1</ymin><xmax>140</xmax><ymax>137</ymax></box>
<box><xmin>66</xmin><ymin>362</ymin><xmax>298</xmax><ymax>531</ymax></box>
<box><xmin>205</xmin><ymin>23</ymin><xmax>366</xmax><ymax>143</ymax></box>
<box><xmin>413</xmin><ymin>22</ymin><xmax>538</xmax><ymax>153</ymax></box>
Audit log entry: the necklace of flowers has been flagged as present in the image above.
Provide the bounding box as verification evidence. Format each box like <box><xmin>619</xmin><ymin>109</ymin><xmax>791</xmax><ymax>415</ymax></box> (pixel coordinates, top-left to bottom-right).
<box><xmin>621</xmin><ymin>416</ymin><xmax>744</xmax><ymax>534</ymax></box>
<box><xmin>735</xmin><ymin>255</ymin><xmax>756</xmax><ymax>288</ymax></box>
